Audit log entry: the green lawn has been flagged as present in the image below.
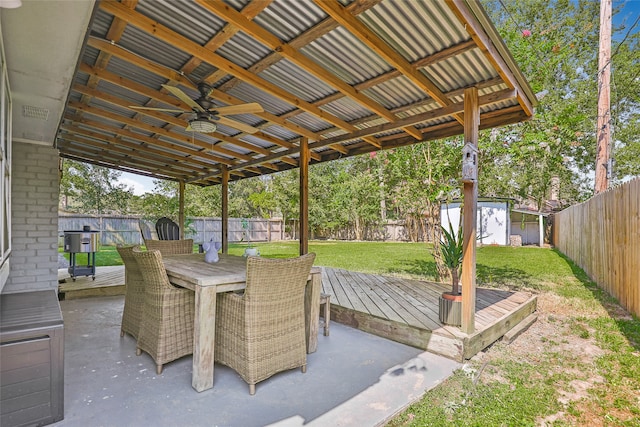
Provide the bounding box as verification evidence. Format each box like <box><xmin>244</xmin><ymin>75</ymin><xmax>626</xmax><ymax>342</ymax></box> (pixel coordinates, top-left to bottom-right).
<box><xmin>60</xmin><ymin>240</ymin><xmax>572</xmax><ymax>290</ymax></box>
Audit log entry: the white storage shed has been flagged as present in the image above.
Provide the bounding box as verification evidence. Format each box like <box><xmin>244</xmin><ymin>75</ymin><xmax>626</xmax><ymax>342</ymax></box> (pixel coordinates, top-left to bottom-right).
<box><xmin>441</xmin><ymin>199</ymin><xmax>546</xmax><ymax>247</ymax></box>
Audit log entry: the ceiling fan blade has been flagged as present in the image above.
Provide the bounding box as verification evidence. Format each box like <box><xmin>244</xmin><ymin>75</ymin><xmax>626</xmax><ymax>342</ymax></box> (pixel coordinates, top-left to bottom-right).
<box><xmin>129</xmin><ymin>106</ymin><xmax>188</xmax><ymax>113</ymax></box>
<box><xmin>216</xmin><ymin>116</ymin><xmax>260</xmax><ymax>134</ymax></box>
<box><xmin>162</xmin><ymin>84</ymin><xmax>205</xmax><ymax>112</ymax></box>
<box><xmin>213</xmin><ymin>103</ymin><xmax>264</xmax><ymax>116</ymax></box>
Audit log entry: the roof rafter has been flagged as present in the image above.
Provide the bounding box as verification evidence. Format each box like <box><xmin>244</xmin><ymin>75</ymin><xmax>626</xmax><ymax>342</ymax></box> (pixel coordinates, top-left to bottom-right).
<box><xmin>313</xmin><ymin>0</ymin><xmax>465</xmax><ymax>126</ymax></box>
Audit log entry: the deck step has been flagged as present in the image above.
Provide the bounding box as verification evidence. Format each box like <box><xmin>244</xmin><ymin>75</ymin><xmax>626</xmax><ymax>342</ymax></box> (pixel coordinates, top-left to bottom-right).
<box><xmin>59</xmin><ymin>284</ymin><xmax>125</xmax><ymax>300</ymax></box>
<box><xmin>58</xmin><ymin>266</ymin><xmax>125</xmax><ymax>300</ymax></box>
<box><xmin>502</xmin><ymin>312</ymin><xmax>538</xmax><ymax>344</ymax></box>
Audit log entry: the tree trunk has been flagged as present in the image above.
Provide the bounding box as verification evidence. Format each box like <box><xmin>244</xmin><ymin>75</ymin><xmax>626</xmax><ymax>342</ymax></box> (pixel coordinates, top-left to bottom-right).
<box><xmin>378</xmin><ymin>164</ymin><xmax>386</xmax><ymax>221</ymax></box>
<box><xmin>450</xmin><ymin>267</ymin><xmax>460</xmax><ymax>295</ymax></box>
<box><xmin>354</xmin><ymin>216</ymin><xmax>362</xmax><ymax>240</ymax></box>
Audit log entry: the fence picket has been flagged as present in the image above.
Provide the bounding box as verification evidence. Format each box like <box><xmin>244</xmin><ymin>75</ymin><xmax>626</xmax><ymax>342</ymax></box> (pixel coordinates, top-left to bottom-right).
<box><xmin>554</xmin><ymin>178</ymin><xmax>640</xmax><ymax>317</ymax></box>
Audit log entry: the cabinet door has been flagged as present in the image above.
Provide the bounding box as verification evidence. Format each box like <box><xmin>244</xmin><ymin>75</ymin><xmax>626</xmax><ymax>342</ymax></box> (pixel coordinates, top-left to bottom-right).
<box><xmin>1</xmin><ymin>337</ymin><xmax>54</xmax><ymax>426</ymax></box>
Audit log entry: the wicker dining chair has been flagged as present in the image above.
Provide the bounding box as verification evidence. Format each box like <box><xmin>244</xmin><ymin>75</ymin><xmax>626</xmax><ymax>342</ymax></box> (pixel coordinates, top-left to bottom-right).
<box><xmin>117</xmin><ymin>245</ymin><xmax>146</xmax><ymax>340</ymax></box>
<box><xmin>144</xmin><ymin>238</ymin><xmax>193</xmax><ymax>256</ymax></box>
<box><xmin>138</xmin><ymin>219</ymin><xmax>155</xmax><ymax>244</ymax></box>
<box><xmin>132</xmin><ymin>248</ymin><xmax>195</xmax><ymax>374</ymax></box>
<box><xmin>214</xmin><ymin>253</ymin><xmax>316</xmax><ymax>395</ymax></box>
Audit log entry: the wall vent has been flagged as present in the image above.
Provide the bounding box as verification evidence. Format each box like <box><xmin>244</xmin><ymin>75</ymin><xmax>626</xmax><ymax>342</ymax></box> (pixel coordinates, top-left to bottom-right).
<box><xmin>22</xmin><ymin>105</ymin><xmax>50</xmax><ymax>120</ymax></box>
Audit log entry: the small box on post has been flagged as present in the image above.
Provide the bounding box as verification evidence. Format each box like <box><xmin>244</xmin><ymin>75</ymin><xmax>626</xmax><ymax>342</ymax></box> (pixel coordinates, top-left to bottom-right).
<box><xmin>461</xmin><ymin>142</ymin><xmax>478</xmax><ymax>183</ymax></box>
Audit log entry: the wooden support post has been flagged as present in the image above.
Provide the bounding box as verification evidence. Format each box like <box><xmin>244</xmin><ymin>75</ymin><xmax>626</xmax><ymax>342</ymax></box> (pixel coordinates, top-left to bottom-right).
<box><xmin>299</xmin><ymin>138</ymin><xmax>309</xmax><ymax>256</ymax></box>
<box><xmin>178</xmin><ymin>180</ymin><xmax>185</xmax><ymax>240</ymax></box>
<box><xmin>221</xmin><ymin>165</ymin><xmax>229</xmax><ymax>254</ymax></box>
<box><xmin>595</xmin><ymin>0</ymin><xmax>611</xmax><ymax>193</ymax></box>
<box><xmin>461</xmin><ymin>87</ymin><xmax>479</xmax><ymax>334</ymax></box>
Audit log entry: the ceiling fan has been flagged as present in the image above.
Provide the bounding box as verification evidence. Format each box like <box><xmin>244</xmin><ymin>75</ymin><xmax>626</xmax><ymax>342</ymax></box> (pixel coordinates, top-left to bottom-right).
<box><xmin>131</xmin><ymin>82</ymin><xmax>263</xmax><ymax>134</ymax></box>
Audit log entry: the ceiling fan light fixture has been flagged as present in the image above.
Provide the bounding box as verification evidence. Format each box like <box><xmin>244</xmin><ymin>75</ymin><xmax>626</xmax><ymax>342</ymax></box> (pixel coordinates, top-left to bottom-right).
<box><xmin>189</xmin><ymin>118</ymin><xmax>217</xmax><ymax>133</ymax></box>
<box><xmin>0</xmin><ymin>0</ymin><xmax>22</xmax><ymax>8</ymax></box>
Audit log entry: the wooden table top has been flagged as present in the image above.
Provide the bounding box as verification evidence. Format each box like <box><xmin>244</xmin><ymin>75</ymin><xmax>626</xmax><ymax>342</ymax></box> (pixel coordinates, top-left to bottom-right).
<box><xmin>163</xmin><ymin>253</ymin><xmax>248</xmax><ymax>288</ymax></box>
<box><xmin>163</xmin><ymin>253</ymin><xmax>321</xmax><ymax>290</ymax></box>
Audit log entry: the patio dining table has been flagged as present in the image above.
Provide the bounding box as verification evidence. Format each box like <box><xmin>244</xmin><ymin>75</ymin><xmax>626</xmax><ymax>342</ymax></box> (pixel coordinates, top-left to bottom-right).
<box><xmin>162</xmin><ymin>253</ymin><xmax>321</xmax><ymax>392</ymax></box>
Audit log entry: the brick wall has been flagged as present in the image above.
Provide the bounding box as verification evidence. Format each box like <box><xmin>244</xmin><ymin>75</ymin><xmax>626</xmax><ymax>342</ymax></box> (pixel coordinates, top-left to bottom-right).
<box><xmin>3</xmin><ymin>142</ymin><xmax>60</xmax><ymax>293</ymax></box>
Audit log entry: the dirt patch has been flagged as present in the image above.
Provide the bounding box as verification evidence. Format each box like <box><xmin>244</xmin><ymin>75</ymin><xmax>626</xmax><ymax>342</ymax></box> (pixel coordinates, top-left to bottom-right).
<box><xmin>467</xmin><ymin>291</ymin><xmax>617</xmax><ymax>426</ymax></box>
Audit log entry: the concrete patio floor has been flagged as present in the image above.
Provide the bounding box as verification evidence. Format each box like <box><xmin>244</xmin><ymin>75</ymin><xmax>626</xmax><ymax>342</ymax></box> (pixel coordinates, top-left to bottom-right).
<box><xmin>52</xmin><ymin>295</ymin><xmax>459</xmax><ymax>427</ymax></box>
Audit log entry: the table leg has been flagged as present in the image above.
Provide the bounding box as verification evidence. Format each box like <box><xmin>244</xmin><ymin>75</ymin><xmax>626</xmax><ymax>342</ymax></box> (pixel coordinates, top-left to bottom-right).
<box><xmin>304</xmin><ymin>271</ymin><xmax>321</xmax><ymax>353</ymax></box>
<box><xmin>192</xmin><ymin>286</ymin><xmax>216</xmax><ymax>392</ymax></box>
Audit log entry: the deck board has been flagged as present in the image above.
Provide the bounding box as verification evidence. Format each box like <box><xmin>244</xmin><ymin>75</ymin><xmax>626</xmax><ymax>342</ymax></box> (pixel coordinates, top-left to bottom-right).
<box><xmin>365</xmin><ymin>273</ymin><xmax>441</xmax><ymax>331</ymax></box>
<box><xmin>341</xmin><ymin>271</ymin><xmax>392</xmax><ymax>320</ymax></box>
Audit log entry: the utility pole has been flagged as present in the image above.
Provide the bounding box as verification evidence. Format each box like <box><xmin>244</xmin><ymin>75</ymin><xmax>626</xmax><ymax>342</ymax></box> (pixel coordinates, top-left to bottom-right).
<box><xmin>595</xmin><ymin>0</ymin><xmax>611</xmax><ymax>194</ymax></box>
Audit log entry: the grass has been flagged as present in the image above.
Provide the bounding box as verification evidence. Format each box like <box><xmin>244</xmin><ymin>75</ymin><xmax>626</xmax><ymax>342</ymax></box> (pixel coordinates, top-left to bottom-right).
<box><xmin>64</xmin><ymin>241</ymin><xmax>576</xmax><ymax>290</ymax></box>
<box><xmin>385</xmin><ymin>247</ymin><xmax>640</xmax><ymax>427</ymax></box>
<box><xmin>59</xmin><ymin>241</ymin><xmax>640</xmax><ymax>425</ymax></box>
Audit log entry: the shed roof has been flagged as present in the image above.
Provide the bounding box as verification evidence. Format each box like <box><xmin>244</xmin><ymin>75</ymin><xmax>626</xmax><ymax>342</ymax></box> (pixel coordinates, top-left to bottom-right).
<box><xmin>54</xmin><ymin>0</ymin><xmax>536</xmax><ymax>186</ymax></box>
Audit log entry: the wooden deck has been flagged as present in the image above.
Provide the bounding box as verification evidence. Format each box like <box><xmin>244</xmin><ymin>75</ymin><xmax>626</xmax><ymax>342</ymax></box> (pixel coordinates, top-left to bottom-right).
<box><xmin>57</xmin><ymin>265</ymin><xmax>537</xmax><ymax>361</ymax></box>
<box><xmin>322</xmin><ymin>268</ymin><xmax>537</xmax><ymax>361</ymax></box>
<box><xmin>58</xmin><ymin>266</ymin><xmax>125</xmax><ymax>300</ymax></box>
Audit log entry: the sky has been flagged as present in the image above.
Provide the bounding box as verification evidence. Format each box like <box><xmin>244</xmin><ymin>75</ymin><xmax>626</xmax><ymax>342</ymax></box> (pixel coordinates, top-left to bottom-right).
<box><xmin>613</xmin><ymin>0</ymin><xmax>640</xmax><ymax>39</ymax></box>
<box><xmin>117</xmin><ymin>172</ymin><xmax>156</xmax><ymax>196</ymax></box>
<box><xmin>117</xmin><ymin>0</ymin><xmax>639</xmax><ymax>196</ymax></box>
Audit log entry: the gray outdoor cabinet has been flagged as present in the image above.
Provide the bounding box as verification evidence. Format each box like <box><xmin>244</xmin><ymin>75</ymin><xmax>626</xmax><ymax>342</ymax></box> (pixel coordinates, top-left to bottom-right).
<box><xmin>0</xmin><ymin>290</ymin><xmax>64</xmax><ymax>426</ymax></box>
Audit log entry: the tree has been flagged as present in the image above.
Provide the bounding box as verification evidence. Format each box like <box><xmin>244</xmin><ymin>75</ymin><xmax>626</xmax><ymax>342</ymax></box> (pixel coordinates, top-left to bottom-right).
<box><xmin>481</xmin><ymin>0</ymin><xmax>639</xmax><ymax>202</ymax></box>
<box><xmin>138</xmin><ymin>180</ymin><xmax>179</xmax><ymax>220</ymax></box>
<box><xmin>228</xmin><ymin>177</ymin><xmax>271</xmax><ymax>218</ymax></box>
<box><xmin>609</xmin><ymin>29</ymin><xmax>640</xmax><ymax>180</ymax></box>
<box><xmin>59</xmin><ymin>159</ymin><xmax>134</xmax><ymax>214</ymax></box>
<box><xmin>271</xmin><ymin>169</ymin><xmax>300</xmax><ymax>235</ymax></box>
<box><xmin>385</xmin><ymin>142</ymin><xmax>460</xmax><ymax>241</ymax></box>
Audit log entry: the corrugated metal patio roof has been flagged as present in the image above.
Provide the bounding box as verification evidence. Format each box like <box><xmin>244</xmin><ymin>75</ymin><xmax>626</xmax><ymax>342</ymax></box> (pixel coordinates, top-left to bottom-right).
<box><xmin>56</xmin><ymin>0</ymin><xmax>537</xmax><ymax>186</ymax></box>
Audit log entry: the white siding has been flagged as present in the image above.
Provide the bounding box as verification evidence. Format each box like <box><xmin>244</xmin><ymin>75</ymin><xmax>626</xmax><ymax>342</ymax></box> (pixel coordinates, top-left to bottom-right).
<box><xmin>441</xmin><ymin>201</ymin><xmax>510</xmax><ymax>246</ymax></box>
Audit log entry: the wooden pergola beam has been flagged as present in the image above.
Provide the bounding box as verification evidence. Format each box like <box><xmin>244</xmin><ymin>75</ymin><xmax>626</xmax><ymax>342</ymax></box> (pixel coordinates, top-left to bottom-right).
<box><xmin>84</xmin><ymin>39</ymin><xmax>325</xmax><ymax>161</ymax></box>
<box><xmin>221</xmin><ymin>165</ymin><xmax>229</xmax><ymax>254</ymax></box>
<box><xmin>60</xmin><ymin>152</ymin><xmax>183</xmax><ymax>183</ymax></box>
<box><xmin>446</xmin><ymin>0</ymin><xmax>535</xmax><ymax>116</ymax></box>
<box><xmin>70</xmin><ymin>83</ymin><xmax>283</xmax><ymax>170</ymax></box>
<box><xmin>461</xmin><ymin>86</ymin><xmax>479</xmax><ymax>334</ymax></box>
<box><xmin>299</xmin><ymin>138</ymin><xmax>310</xmax><ymax>256</ymax></box>
<box><xmin>179</xmin><ymin>181</ymin><xmax>185</xmax><ymax>239</ymax></box>
<box><xmin>59</xmin><ymin>127</ymin><xmax>218</xmax><ymax>175</ymax></box>
<box><xmin>213</xmin><ymin>0</ymin><xmax>382</xmax><ymax>93</ymax></box>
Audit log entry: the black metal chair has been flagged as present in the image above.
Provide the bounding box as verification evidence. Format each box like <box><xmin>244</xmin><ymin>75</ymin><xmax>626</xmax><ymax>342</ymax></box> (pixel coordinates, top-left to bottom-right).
<box><xmin>155</xmin><ymin>217</ymin><xmax>180</xmax><ymax>240</ymax></box>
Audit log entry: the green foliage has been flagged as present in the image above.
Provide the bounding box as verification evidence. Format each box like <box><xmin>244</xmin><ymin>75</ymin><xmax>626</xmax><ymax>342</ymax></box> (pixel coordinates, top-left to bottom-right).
<box><xmin>59</xmin><ymin>245</ymin><xmax>125</xmax><ymax>267</ymax></box>
<box><xmin>60</xmin><ymin>159</ymin><xmax>134</xmax><ymax>214</ymax></box>
<box><xmin>479</xmin><ymin>0</ymin><xmax>639</xmax><ymax>201</ymax></box>
<box><xmin>439</xmin><ymin>221</ymin><xmax>463</xmax><ymax>294</ymax></box>
<box><xmin>439</xmin><ymin>223</ymin><xmax>463</xmax><ymax>270</ymax></box>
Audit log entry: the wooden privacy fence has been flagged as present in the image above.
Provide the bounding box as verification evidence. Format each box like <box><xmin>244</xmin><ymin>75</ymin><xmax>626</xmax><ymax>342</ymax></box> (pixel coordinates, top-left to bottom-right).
<box><xmin>553</xmin><ymin>178</ymin><xmax>640</xmax><ymax>317</ymax></box>
<box><xmin>60</xmin><ymin>215</ymin><xmax>426</xmax><ymax>246</ymax></box>
<box><xmin>58</xmin><ymin>215</ymin><xmax>284</xmax><ymax>247</ymax></box>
